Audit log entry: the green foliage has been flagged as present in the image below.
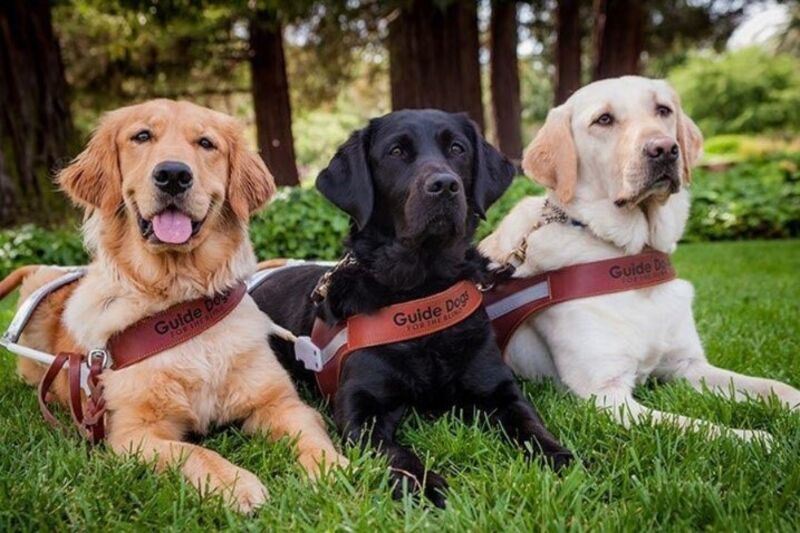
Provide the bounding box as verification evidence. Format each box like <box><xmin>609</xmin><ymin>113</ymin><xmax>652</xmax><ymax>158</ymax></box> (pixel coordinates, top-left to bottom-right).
<box><xmin>477</xmin><ymin>178</ymin><xmax>544</xmax><ymax>241</ymax></box>
<box><xmin>670</xmin><ymin>48</ymin><xmax>800</xmax><ymax>136</ymax></box>
<box><xmin>249</xmin><ymin>186</ymin><xmax>349</xmax><ymax>260</ymax></box>
<box><xmin>0</xmin><ymin>224</ymin><xmax>87</xmax><ymax>277</ymax></box>
<box><xmin>687</xmin><ymin>154</ymin><xmax>800</xmax><ymax>242</ymax></box>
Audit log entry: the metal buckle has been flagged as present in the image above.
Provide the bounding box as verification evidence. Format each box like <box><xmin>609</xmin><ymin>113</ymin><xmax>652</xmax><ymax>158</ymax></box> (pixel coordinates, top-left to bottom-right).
<box><xmin>87</xmin><ymin>349</ymin><xmax>111</xmax><ymax>369</ymax></box>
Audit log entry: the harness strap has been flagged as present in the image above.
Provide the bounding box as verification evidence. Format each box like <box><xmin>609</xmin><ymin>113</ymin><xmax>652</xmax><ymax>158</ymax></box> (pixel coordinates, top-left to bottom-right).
<box><xmin>36</xmin><ymin>351</ymin><xmax>106</xmax><ymax>444</ymax></box>
<box><xmin>485</xmin><ymin>250</ymin><xmax>676</xmax><ymax>351</ymax></box>
<box><xmin>27</xmin><ymin>281</ymin><xmax>247</xmax><ymax>444</ymax></box>
<box><xmin>299</xmin><ymin>280</ymin><xmax>484</xmax><ymax>399</ymax></box>
<box><xmin>107</xmin><ymin>282</ymin><xmax>247</xmax><ymax>370</ymax></box>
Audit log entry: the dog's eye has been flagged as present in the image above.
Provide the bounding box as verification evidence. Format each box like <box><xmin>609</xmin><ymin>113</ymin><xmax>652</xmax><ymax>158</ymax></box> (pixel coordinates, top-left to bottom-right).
<box><xmin>198</xmin><ymin>137</ymin><xmax>216</xmax><ymax>151</ymax></box>
<box><xmin>656</xmin><ymin>105</ymin><xmax>673</xmax><ymax>118</ymax></box>
<box><xmin>449</xmin><ymin>142</ymin><xmax>465</xmax><ymax>156</ymax></box>
<box><xmin>594</xmin><ymin>113</ymin><xmax>614</xmax><ymax>127</ymax></box>
<box><xmin>132</xmin><ymin>130</ymin><xmax>152</xmax><ymax>143</ymax></box>
<box><xmin>389</xmin><ymin>145</ymin><xmax>404</xmax><ymax>158</ymax></box>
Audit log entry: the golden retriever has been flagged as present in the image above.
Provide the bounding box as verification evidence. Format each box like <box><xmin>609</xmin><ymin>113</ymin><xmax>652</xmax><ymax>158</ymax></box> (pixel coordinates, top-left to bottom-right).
<box><xmin>11</xmin><ymin>99</ymin><xmax>345</xmax><ymax>513</ymax></box>
<box><xmin>480</xmin><ymin>76</ymin><xmax>800</xmax><ymax>444</ymax></box>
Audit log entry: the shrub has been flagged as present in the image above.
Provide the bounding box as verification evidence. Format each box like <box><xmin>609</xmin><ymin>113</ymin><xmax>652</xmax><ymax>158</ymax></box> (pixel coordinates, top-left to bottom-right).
<box><xmin>0</xmin><ymin>224</ymin><xmax>87</xmax><ymax>277</ymax></box>
<box><xmin>686</xmin><ymin>154</ymin><xmax>800</xmax><ymax>241</ymax></box>
<box><xmin>249</xmin><ymin>186</ymin><xmax>349</xmax><ymax>260</ymax></box>
<box><xmin>670</xmin><ymin>48</ymin><xmax>800</xmax><ymax>137</ymax></box>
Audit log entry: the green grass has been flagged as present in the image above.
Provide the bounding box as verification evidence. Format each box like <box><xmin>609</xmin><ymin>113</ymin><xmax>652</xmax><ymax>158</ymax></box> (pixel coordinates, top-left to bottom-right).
<box><xmin>1</xmin><ymin>240</ymin><xmax>799</xmax><ymax>531</ymax></box>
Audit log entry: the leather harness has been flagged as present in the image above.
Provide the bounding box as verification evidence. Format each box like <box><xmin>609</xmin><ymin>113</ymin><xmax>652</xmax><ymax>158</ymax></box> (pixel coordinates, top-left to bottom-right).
<box><xmin>295</xmin><ymin>280</ymin><xmax>484</xmax><ymax>399</ymax></box>
<box><xmin>33</xmin><ymin>281</ymin><xmax>247</xmax><ymax>444</ymax></box>
<box><xmin>484</xmin><ymin>251</ymin><xmax>676</xmax><ymax>351</ymax></box>
<box><xmin>296</xmin><ymin>251</ymin><xmax>675</xmax><ymax>400</ymax></box>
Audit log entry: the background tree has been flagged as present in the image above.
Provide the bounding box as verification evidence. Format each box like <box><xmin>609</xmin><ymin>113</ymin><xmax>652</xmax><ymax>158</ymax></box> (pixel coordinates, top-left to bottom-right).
<box><xmin>554</xmin><ymin>0</ymin><xmax>583</xmax><ymax>104</ymax></box>
<box><xmin>490</xmin><ymin>0</ymin><xmax>523</xmax><ymax>160</ymax></box>
<box><xmin>388</xmin><ymin>0</ymin><xmax>484</xmax><ymax>129</ymax></box>
<box><xmin>0</xmin><ymin>0</ymin><xmax>75</xmax><ymax>226</ymax></box>
<box><xmin>591</xmin><ymin>0</ymin><xmax>644</xmax><ymax>79</ymax></box>
<box><xmin>250</xmin><ymin>8</ymin><xmax>299</xmax><ymax>186</ymax></box>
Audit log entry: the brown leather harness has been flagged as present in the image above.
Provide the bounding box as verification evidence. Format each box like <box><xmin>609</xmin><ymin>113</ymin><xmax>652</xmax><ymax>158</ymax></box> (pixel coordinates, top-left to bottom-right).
<box><xmin>296</xmin><ymin>251</ymin><xmax>676</xmax><ymax>400</ymax></box>
<box><xmin>296</xmin><ymin>280</ymin><xmax>484</xmax><ymax>399</ymax></box>
<box><xmin>35</xmin><ymin>282</ymin><xmax>247</xmax><ymax>444</ymax></box>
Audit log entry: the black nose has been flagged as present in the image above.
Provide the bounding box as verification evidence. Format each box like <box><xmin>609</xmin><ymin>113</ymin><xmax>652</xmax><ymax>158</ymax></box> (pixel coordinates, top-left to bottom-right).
<box><xmin>152</xmin><ymin>161</ymin><xmax>193</xmax><ymax>196</ymax></box>
<box><xmin>424</xmin><ymin>173</ymin><xmax>461</xmax><ymax>197</ymax></box>
<box><xmin>644</xmin><ymin>137</ymin><xmax>679</xmax><ymax>162</ymax></box>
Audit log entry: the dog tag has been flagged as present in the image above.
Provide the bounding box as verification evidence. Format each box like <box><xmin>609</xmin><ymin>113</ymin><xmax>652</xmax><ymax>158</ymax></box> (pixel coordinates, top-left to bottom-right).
<box><xmin>294</xmin><ymin>336</ymin><xmax>323</xmax><ymax>372</ymax></box>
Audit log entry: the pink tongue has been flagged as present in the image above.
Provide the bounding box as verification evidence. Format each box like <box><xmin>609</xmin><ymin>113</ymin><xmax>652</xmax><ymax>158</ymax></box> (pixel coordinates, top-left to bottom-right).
<box><xmin>152</xmin><ymin>210</ymin><xmax>193</xmax><ymax>244</ymax></box>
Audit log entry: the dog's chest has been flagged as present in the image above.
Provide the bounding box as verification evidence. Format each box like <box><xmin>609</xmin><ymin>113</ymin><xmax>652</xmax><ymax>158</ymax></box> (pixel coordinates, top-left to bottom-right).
<box><xmin>385</xmin><ymin>314</ymin><xmax>490</xmax><ymax>396</ymax></box>
<box><xmin>528</xmin><ymin>279</ymin><xmax>694</xmax><ymax>382</ymax></box>
<box><xmin>102</xmin><ymin>301</ymin><xmax>273</xmax><ymax>432</ymax></box>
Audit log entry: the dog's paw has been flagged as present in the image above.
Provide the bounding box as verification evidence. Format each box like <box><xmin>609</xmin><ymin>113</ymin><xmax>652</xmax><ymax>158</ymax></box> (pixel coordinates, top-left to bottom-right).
<box><xmin>389</xmin><ymin>466</ymin><xmax>449</xmax><ymax>509</ymax></box>
<box><xmin>545</xmin><ymin>450</ymin><xmax>577</xmax><ymax>472</ymax></box>
<box><xmin>223</xmin><ymin>467</ymin><xmax>269</xmax><ymax>515</ymax></box>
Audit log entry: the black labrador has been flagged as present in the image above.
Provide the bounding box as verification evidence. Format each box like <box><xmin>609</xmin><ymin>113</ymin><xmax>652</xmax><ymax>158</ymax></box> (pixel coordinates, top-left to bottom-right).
<box><xmin>251</xmin><ymin>109</ymin><xmax>574</xmax><ymax>507</ymax></box>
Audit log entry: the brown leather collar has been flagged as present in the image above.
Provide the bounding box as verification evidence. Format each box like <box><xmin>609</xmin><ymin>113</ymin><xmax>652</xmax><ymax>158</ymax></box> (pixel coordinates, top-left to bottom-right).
<box><xmin>37</xmin><ymin>282</ymin><xmax>247</xmax><ymax>443</ymax></box>
<box><xmin>485</xmin><ymin>250</ymin><xmax>676</xmax><ymax>351</ymax></box>
<box><xmin>297</xmin><ymin>280</ymin><xmax>484</xmax><ymax>399</ymax></box>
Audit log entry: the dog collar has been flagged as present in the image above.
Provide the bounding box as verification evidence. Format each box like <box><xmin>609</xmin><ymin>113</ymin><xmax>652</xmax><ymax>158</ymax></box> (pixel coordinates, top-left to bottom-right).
<box><xmin>294</xmin><ymin>280</ymin><xmax>484</xmax><ymax>399</ymax></box>
<box><xmin>504</xmin><ymin>199</ymin><xmax>585</xmax><ymax>268</ymax></box>
<box><xmin>486</xmin><ymin>250</ymin><xmax>676</xmax><ymax>352</ymax></box>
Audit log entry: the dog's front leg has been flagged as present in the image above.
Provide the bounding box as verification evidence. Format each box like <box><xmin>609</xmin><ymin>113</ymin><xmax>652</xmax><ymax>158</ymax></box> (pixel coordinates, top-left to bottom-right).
<box><xmin>674</xmin><ymin>359</ymin><xmax>800</xmax><ymax>410</ymax></box>
<box><xmin>107</xmin><ymin>416</ymin><xmax>267</xmax><ymax>514</ymax></box>
<box><xmin>335</xmin><ymin>376</ymin><xmax>449</xmax><ymax>508</ymax></box>
<box><xmin>592</xmin><ymin>386</ymin><xmax>773</xmax><ymax>446</ymax></box>
<box><xmin>465</xmin><ymin>363</ymin><xmax>574</xmax><ymax>470</ymax></box>
<box><xmin>239</xmin><ymin>353</ymin><xmax>347</xmax><ymax>479</ymax></box>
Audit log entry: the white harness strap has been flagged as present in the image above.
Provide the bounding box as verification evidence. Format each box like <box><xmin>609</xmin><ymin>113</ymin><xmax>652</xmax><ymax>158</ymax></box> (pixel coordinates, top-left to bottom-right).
<box><xmin>485</xmin><ymin>279</ymin><xmax>550</xmax><ymax>321</ymax></box>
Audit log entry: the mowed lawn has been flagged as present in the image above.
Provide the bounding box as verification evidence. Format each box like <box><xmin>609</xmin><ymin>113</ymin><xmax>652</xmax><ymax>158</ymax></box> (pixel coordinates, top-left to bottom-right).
<box><xmin>1</xmin><ymin>240</ymin><xmax>798</xmax><ymax>531</ymax></box>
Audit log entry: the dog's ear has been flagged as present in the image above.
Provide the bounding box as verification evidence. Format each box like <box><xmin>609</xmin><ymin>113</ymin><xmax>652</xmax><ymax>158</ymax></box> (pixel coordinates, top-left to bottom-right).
<box><xmin>522</xmin><ymin>106</ymin><xmax>577</xmax><ymax>204</ymax></box>
<box><xmin>226</xmin><ymin>122</ymin><xmax>276</xmax><ymax>220</ymax></box>
<box><xmin>676</xmin><ymin>111</ymin><xmax>703</xmax><ymax>185</ymax></box>
<box><xmin>464</xmin><ymin>117</ymin><xmax>516</xmax><ymax>218</ymax></box>
<box><xmin>58</xmin><ymin>111</ymin><xmax>123</xmax><ymax>214</ymax></box>
<box><xmin>316</xmin><ymin>128</ymin><xmax>373</xmax><ymax>230</ymax></box>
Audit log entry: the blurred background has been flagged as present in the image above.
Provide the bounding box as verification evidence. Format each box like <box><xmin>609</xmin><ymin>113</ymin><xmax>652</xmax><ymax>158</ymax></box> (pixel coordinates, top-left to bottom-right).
<box><xmin>0</xmin><ymin>0</ymin><xmax>798</xmax><ymax>264</ymax></box>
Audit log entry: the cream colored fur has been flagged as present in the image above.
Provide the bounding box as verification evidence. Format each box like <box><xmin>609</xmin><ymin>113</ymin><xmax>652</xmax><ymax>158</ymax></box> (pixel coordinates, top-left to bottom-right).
<box><xmin>481</xmin><ymin>77</ymin><xmax>800</xmax><ymax>445</ymax></box>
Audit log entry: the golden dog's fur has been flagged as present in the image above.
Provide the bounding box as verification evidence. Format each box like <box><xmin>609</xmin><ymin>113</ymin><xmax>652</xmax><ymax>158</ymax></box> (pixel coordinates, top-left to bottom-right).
<box><xmin>13</xmin><ymin>100</ymin><xmax>345</xmax><ymax>513</ymax></box>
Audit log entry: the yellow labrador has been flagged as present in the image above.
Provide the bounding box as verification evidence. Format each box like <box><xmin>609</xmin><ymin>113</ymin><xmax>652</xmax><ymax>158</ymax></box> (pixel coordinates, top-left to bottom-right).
<box><xmin>481</xmin><ymin>76</ymin><xmax>799</xmax><ymax>444</ymax></box>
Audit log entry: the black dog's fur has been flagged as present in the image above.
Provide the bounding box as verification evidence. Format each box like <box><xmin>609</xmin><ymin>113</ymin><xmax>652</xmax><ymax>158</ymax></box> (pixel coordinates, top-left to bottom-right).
<box><xmin>251</xmin><ymin>110</ymin><xmax>574</xmax><ymax>507</ymax></box>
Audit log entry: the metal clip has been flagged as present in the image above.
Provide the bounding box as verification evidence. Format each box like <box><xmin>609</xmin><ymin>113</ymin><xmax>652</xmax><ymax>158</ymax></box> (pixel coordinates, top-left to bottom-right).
<box><xmin>87</xmin><ymin>349</ymin><xmax>111</xmax><ymax>369</ymax></box>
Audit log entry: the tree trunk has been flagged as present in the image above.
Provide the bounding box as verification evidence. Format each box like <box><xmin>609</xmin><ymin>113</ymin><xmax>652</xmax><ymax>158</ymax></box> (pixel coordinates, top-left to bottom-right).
<box><xmin>0</xmin><ymin>0</ymin><xmax>74</xmax><ymax>226</ymax></box>
<box><xmin>555</xmin><ymin>0</ymin><xmax>583</xmax><ymax>104</ymax></box>
<box><xmin>249</xmin><ymin>11</ymin><xmax>299</xmax><ymax>187</ymax></box>
<box><xmin>591</xmin><ymin>0</ymin><xmax>644</xmax><ymax>80</ymax></box>
<box><xmin>0</xmin><ymin>150</ymin><xmax>14</xmax><ymax>226</ymax></box>
<box><xmin>388</xmin><ymin>0</ymin><xmax>484</xmax><ymax>130</ymax></box>
<box><xmin>490</xmin><ymin>0</ymin><xmax>522</xmax><ymax>161</ymax></box>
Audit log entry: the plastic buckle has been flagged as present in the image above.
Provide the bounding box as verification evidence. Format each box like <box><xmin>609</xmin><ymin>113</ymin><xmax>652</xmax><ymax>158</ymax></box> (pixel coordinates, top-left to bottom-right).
<box><xmin>294</xmin><ymin>336</ymin><xmax>323</xmax><ymax>372</ymax></box>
